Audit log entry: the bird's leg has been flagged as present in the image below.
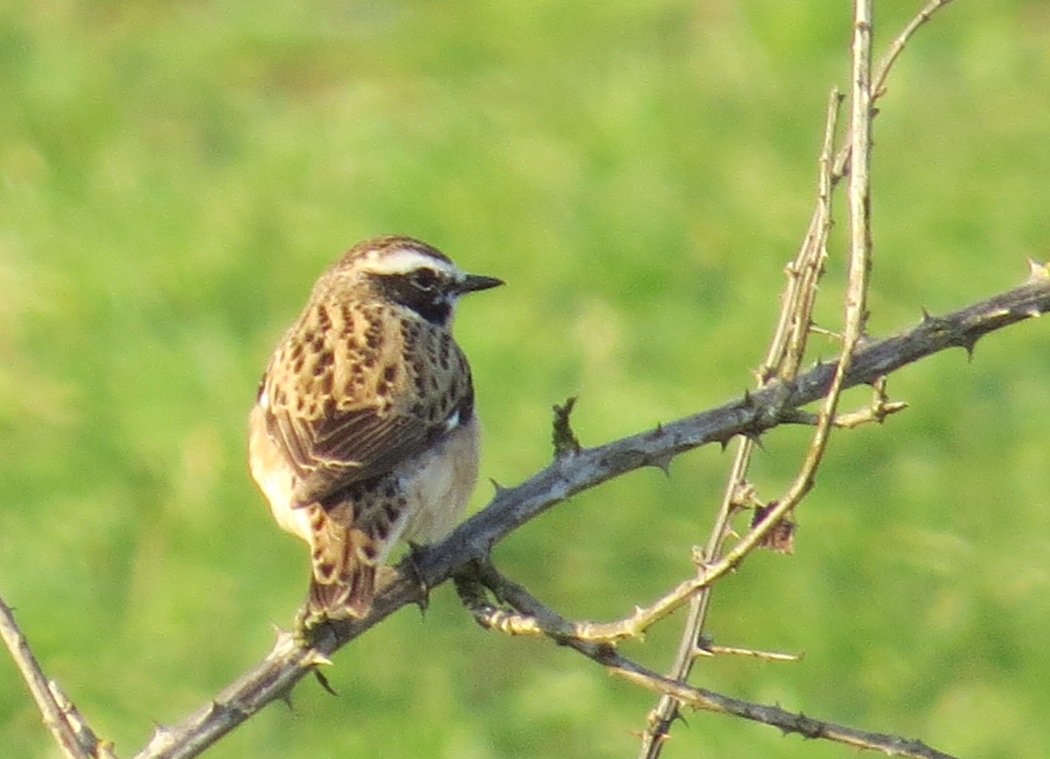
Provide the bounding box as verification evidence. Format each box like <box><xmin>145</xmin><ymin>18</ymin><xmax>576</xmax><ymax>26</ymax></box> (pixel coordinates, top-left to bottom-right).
<box><xmin>451</xmin><ymin>558</ymin><xmax>492</xmax><ymax>610</ymax></box>
<box><xmin>398</xmin><ymin>542</ymin><xmax>432</xmax><ymax>614</ymax></box>
<box><xmin>452</xmin><ymin>557</ymin><xmax>545</xmax><ymax>635</ymax></box>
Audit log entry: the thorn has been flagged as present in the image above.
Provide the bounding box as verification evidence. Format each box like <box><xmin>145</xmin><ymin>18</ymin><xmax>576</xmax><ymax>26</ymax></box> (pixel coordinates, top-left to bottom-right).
<box><xmin>489</xmin><ymin>477</ymin><xmax>508</xmax><ymax>495</ymax></box>
<box><xmin>780</xmin><ymin>409</ymin><xmax>817</xmax><ymax>426</ymax></box>
<box><xmin>276</xmin><ymin>626</ymin><xmax>309</xmax><ymax>656</ymax></box>
<box><xmin>278</xmin><ymin>689</ymin><xmax>295</xmax><ymax>710</ymax></box>
<box><xmin>151</xmin><ymin>724</ymin><xmax>175</xmax><ymax>742</ymax></box>
<box><xmin>313</xmin><ymin>669</ymin><xmax>339</xmax><ymax>696</ymax></box>
<box><xmin>730</xmin><ymin>481</ymin><xmax>756</xmax><ymax>509</ymax></box>
<box><xmin>961</xmin><ymin>336</ymin><xmax>977</xmax><ymax>361</ymax></box>
<box><xmin>1026</xmin><ymin>258</ymin><xmax>1050</xmax><ymax>282</ymax></box>
<box><xmin>920</xmin><ymin>306</ymin><xmax>933</xmax><ymax>324</ymax></box>
<box><xmin>272</xmin><ymin>625</ymin><xmax>298</xmax><ymax>650</ymax></box>
<box><xmin>691</xmin><ymin>546</ymin><xmax>714</xmax><ymax>567</ymax></box>
<box><xmin>304</xmin><ymin>649</ymin><xmax>334</xmax><ymax>668</ymax></box>
<box><xmin>743</xmin><ymin>430</ymin><xmax>765</xmax><ymax>449</ymax></box>
<box><xmin>649</xmin><ymin>452</ymin><xmax>674</xmax><ymax>476</ymax></box>
<box><xmin>741</xmin><ymin>389</ymin><xmax>755</xmax><ymax>408</ymax></box>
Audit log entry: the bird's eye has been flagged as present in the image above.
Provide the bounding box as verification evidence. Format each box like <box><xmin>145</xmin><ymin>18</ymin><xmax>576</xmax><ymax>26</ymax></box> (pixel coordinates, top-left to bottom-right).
<box><xmin>410</xmin><ymin>268</ymin><xmax>438</xmax><ymax>291</ymax></box>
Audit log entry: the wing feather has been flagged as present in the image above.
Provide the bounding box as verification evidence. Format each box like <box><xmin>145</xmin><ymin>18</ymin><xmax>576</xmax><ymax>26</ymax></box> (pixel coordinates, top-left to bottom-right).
<box><xmin>256</xmin><ymin>301</ymin><xmax>472</xmax><ymax>508</ymax></box>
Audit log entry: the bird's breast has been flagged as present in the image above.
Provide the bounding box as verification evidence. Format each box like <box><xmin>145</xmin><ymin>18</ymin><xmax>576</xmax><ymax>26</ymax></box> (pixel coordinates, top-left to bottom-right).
<box><xmin>398</xmin><ymin>415</ymin><xmax>481</xmax><ymax>545</ymax></box>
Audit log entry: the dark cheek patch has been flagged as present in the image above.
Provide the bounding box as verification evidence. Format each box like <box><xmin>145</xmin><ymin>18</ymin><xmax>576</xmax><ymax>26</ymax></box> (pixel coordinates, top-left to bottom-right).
<box><xmin>379</xmin><ymin>275</ymin><xmax>453</xmax><ymax>325</ymax></box>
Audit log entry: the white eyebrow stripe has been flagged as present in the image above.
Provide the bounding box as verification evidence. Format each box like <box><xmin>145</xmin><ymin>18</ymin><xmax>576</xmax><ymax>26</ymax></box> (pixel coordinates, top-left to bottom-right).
<box><xmin>360</xmin><ymin>248</ymin><xmax>462</xmax><ymax>278</ymax></box>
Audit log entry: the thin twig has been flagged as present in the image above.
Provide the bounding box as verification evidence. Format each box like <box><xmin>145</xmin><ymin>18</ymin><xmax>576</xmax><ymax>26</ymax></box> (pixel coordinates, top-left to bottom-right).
<box><xmin>683</xmin><ymin>0</ymin><xmax>876</xmax><ymax>645</ymax></box>
<box><xmin>873</xmin><ymin>0</ymin><xmax>958</xmax><ymax>98</ymax></box>
<box><xmin>764</xmin><ymin>87</ymin><xmax>843</xmax><ymax>383</ymax></box>
<box><xmin>703</xmin><ymin>644</ymin><xmax>802</xmax><ymax>663</ymax></box>
<box><xmin>639</xmin><ymin>81</ymin><xmax>847</xmax><ymax>759</ymax></box>
<box><xmin>0</xmin><ymin>595</ymin><xmax>112</xmax><ymax>759</ymax></box>
<box><xmin>638</xmin><ymin>1</ymin><xmax>949</xmax><ymax>754</ymax></box>
<box><xmin>640</xmin><ymin>69</ymin><xmax>846</xmax><ymax>759</ymax></box>
<box><xmin>743</xmin><ymin>0</ymin><xmax>873</xmax><ymax>555</ymax></box>
<box><xmin>832</xmin><ymin>0</ymin><xmax>958</xmax><ymax>181</ymax></box>
<box><xmin>847</xmin><ymin>0</ymin><xmax>875</xmax><ymax>343</ymax></box>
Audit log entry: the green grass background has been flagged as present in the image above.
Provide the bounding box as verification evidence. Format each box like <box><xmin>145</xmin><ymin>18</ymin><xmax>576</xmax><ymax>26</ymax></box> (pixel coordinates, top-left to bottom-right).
<box><xmin>2</xmin><ymin>2</ymin><xmax>1049</xmax><ymax>757</ymax></box>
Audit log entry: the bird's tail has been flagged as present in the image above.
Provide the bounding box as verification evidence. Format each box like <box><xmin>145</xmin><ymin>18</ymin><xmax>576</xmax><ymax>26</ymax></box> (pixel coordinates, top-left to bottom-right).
<box><xmin>306</xmin><ymin>506</ymin><xmax>377</xmax><ymax>620</ymax></box>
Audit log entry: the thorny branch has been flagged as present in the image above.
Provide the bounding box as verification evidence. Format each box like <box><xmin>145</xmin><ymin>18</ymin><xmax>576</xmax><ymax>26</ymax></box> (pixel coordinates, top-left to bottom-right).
<box><xmin>638</xmin><ymin>81</ymin><xmax>846</xmax><ymax>759</ymax></box>
<box><xmin>455</xmin><ymin>559</ymin><xmax>959</xmax><ymax>759</ymax></box>
<box><xmin>136</xmin><ymin>265</ymin><xmax>1049</xmax><ymax>759</ymax></box>
<box><xmin>0</xmin><ymin>598</ymin><xmax>115</xmax><ymax>759</ymax></box>
<box><xmin>638</xmin><ymin>0</ymin><xmax>944</xmax><ymax>755</ymax></box>
<box><xmin>639</xmin><ymin>0</ymin><xmax>939</xmax><ymax>754</ymax></box>
<box><xmin>4</xmin><ymin>267</ymin><xmax>1048</xmax><ymax>759</ymax></box>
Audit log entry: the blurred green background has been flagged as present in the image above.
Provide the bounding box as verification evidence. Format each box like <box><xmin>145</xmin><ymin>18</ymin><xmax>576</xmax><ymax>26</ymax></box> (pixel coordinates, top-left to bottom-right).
<box><xmin>2</xmin><ymin>1</ymin><xmax>1049</xmax><ymax>758</ymax></box>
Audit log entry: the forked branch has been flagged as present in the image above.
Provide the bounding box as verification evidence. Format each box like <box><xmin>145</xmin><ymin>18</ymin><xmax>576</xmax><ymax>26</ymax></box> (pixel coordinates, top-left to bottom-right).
<box><xmin>455</xmin><ymin>558</ymin><xmax>960</xmax><ymax>759</ymax></box>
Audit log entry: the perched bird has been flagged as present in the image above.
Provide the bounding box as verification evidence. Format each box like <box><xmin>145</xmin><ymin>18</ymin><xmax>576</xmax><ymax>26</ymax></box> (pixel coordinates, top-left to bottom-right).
<box><xmin>248</xmin><ymin>236</ymin><xmax>502</xmax><ymax>622</ymax></box>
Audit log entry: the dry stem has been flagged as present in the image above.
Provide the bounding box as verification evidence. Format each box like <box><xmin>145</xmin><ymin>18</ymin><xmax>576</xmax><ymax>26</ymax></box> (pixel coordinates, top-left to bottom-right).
<box><xmin>0</xmin><ymin>597</ymin><xmax>116</xmax><ymax>759</ymax></box>
<box><xmin>457</xmin><ymin>559</ymin><xmax>959</xmax><ymax>759</ymax></box>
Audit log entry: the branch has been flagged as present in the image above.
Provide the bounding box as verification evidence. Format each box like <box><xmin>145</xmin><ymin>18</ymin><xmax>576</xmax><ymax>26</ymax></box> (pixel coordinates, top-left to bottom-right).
<box><xmin>129</xmin><ymin>264</ymin><xmax>1049</xmax><ymax>758</ymax></box>
<box><xmin>873</xmin><ymin>0</ymin><xmax>957</xmax><ymax>99</ymax></box>
<box><xmin>0</xmin><ymin>596</ymin><xmax>116</xmax><ymax>759</ymax></box>
<box><xmin>640</xmin><ymin>79</ymin><xmax>846</xmax><ymax>759</ymax></box>
<box><xmin>640</xmin><ymin>2</ymin><xmax>954</xmax><ymax>752</ymax></box>
<box><xmin>456</xmin><ymin>559</ymin><xmax>960</xmax><ymax>759</ymax></box>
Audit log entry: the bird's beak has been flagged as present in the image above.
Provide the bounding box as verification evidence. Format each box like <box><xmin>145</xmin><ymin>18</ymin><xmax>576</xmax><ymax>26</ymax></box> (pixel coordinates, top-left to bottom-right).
<box><xmin>459</xmin><ymin>273</ymin><xmax>505</xmax><ymax>294</ymax></box>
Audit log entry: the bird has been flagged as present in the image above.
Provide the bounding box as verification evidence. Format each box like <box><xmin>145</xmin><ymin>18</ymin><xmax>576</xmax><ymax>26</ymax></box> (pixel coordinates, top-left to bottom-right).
<box><xmin>248</xmin><ymin>235</ymin><xmax>502</xmax><ymax>624</ymax></box>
